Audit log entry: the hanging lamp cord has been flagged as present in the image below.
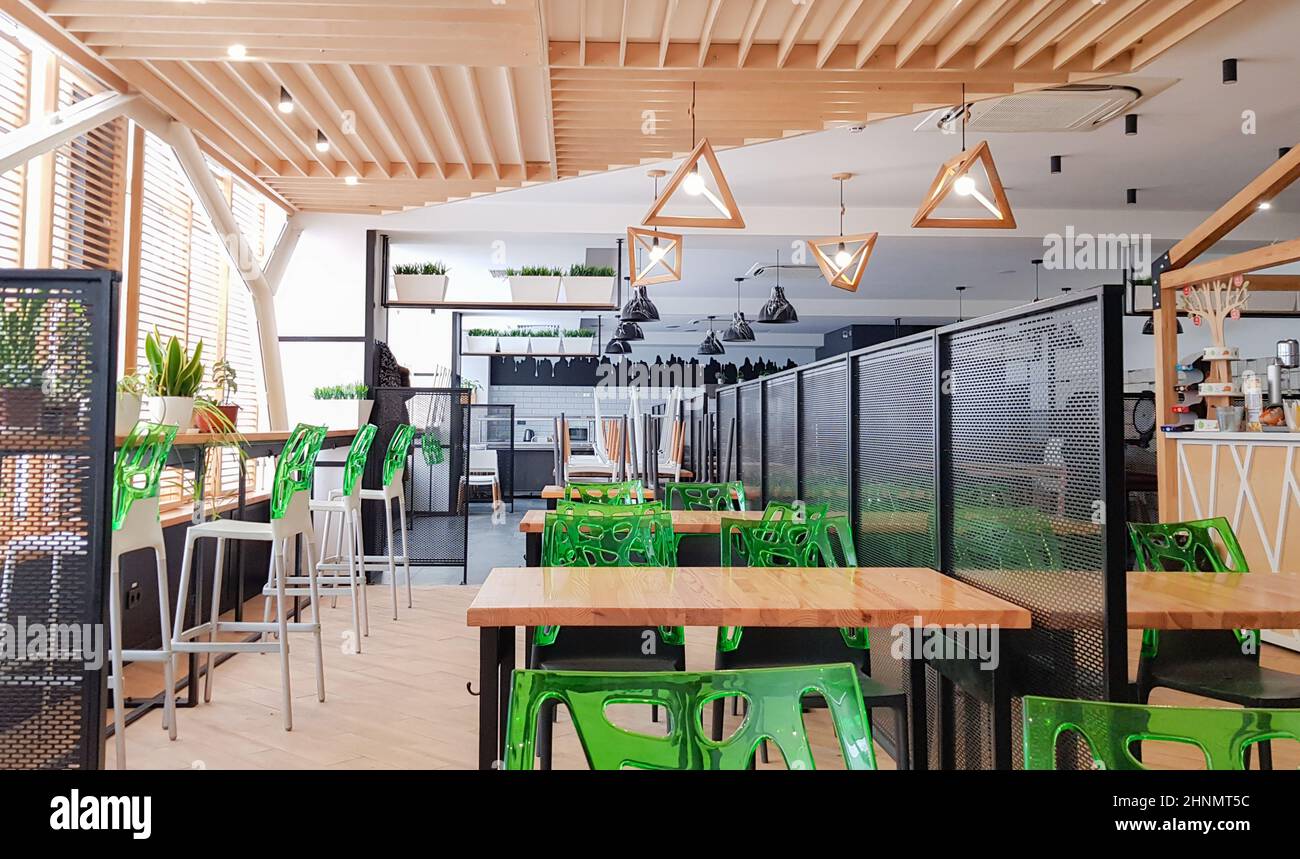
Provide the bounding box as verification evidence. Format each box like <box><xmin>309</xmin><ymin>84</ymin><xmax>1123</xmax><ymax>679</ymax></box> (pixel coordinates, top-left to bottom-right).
<box><xmin>690</xmin><ymin>82</ymin><xmax>697</xmax><ymax>148</ymax></box>
<box><xmin>960</xmin><ymin>82</ymin><xmax>967</xmax><ymax>150</ymax></box>
<box><xmin>839</xmin><ymin>179</ymin><xmax>845</xmax><ymax>237</ymax></box>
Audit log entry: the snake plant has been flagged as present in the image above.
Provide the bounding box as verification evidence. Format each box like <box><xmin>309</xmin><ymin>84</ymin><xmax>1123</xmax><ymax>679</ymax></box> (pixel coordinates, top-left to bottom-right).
<box><xmin>144</xmin><ymin>328</ymin><xmax>205</xmax><ymax>397</ymax></box>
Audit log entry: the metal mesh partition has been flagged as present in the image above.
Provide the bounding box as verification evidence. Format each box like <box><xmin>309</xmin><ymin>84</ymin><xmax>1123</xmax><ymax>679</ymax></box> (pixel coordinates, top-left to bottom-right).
<box><xmin>716</xmin><ymin>388</ymin><xmax>737</xmax><ymax>482</ymax></box>
<box><xmin>763</xmin><ymin>376</ymin><xmax>797</xmax><ymax>503</ymax></box>
<box><xmin>367</xmin><ymin>388</ymin><xmax>470</xmax><ymax>576</ymax></box>
<box><xmin>798</xmin><ymin>361</ymin><xmax>848</xmax><ymax>511</ymax></box>
<box><xmin>737</xmin><ymin>384</ymin><xmax>762</xmax><ymax>509</ymax></box>
<box><xmin>0</xmin><ymin>270</ymin><xmax>117</xmax><ymax>769</ymax></box>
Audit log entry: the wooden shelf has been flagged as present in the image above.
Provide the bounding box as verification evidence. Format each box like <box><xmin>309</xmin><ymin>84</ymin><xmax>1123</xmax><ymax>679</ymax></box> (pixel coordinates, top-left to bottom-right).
<box><xmin>461</xmin><ymin>352</ymin><xmax>596</xmax><ymax>358</ymax></box>
<box><xmin>387</xmin><ymin>300</ymin><xmax>616</xmax><ymax>311</ymax></box>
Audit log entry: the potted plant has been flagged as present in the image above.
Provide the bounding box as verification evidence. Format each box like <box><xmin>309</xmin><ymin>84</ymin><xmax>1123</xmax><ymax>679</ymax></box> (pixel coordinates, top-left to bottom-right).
<box><xmin>528</xmin><ymin>327</ymin><xmax>560</xmax><ymax>353</ymax></box>
<box><xmin>0</xmin><ymin>296</ymin><xmax>46</xmax><ymax>429</ymax></box>
<box><xmin>41</xmin><ymin>301</ymin><xmax>89</xmax><ymax>435</ymax></box>
<box><xmin>562</xmin><ymin>263</ymin><xmax>615</xmax><ymax>305</ymax></box>
<box><xmin>461</xmin><ymin>377</ymin><xmax>481</xmax><ymax>404</ymax></box>
<box><xmin>562</xmin><ymin>327</ymin><xmax>596</xmax><ymax>355</ymax></box>
<box><xmin>310</xmin><ymin>382</ymin><xmax>373</xmax><ymax>430</ymax></box>
<box><xmin>504</xmin><ymin>265</ymin><xmax>563</xmax><ymax>303</ymax></box>
<box><xmin>144</xmin><ymin>328</ymin><xmax>204</xmax><ymax>430</ymax></box>
<box><xmin>464</xmin><ymin>327</ymin><xmax>499</xmax><ymax>354</ymax></box>
<box><xmin>185</xmin><ymin>405</ymin><xmax>247</xmax><ymax>522</ymax></box>
<box><xmin>195</xmin><ymin>358</ymin><xmax>239</xmax><ymax>433</ymax></box>
<box><xmin>497</xmin><ymin>328</ymin><xmax>531</xmax><ymax>354</ymax></box>
<box><xmin>116</xmin><ymin>373</ymin><xmax>146</xmax><ymax>436</ymax></box>
<box><xmin>392</xmin><ymin>261</ymin><xmax>450</xmax><ymax>302</ymax></box>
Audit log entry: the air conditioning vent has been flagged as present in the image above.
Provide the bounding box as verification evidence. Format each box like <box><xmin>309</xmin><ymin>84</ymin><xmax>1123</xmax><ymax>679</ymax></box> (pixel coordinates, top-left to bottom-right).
<box><xmin>915</xmin><ymin>84</ymin><xmax>1145</xmax><ymax>133</ymax></box>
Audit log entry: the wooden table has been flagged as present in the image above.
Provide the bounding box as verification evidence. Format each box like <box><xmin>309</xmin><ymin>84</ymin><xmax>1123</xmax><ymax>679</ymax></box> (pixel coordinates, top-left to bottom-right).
<box><xmin>467</xmin><ymin>564</ymin><xmax>1032</xmax><ymax>770</ymax></box>
<box><xmin>1128</xmin><ymin>571</ymin><xmax>1300</xmax><ymax>629</ymax></box>
<box><xmin>519</xmin><ymin>508</ymin><xmax>765</xmax><ymax>565</ymax></box>
<box><xmin>540</xmin><ymin>484</ymin><xmax>655</xmax><ymax>508</ymax></box>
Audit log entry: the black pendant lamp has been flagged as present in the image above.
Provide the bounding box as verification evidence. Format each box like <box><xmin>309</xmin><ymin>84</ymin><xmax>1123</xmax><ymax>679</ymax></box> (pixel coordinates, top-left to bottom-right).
<box><xmin>723</xmin><ymin>276</ymin><xmax>755</xmax><ymax>342</ymax></box>
<box><xmin>604</xmin><ymin>273</ymin><xmax>635</xmax><ymax>353</ymax></box>
<box><xmin>698</xmin><ymin>316</ymin><xmax>726</xmax><ymax>355</ymax></box>
<box><xmin>757</xmin><ymin>250</ymin><xmax>797</xmax><ymax>324</ymax></box>
<box><xmin>622</xmin><ymin>283</ymin><xmax>660</xmax><ymax>322</ymax></box>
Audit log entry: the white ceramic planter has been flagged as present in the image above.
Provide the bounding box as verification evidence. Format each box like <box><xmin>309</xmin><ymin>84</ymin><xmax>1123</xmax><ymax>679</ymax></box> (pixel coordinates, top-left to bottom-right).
<box><xmin>307</xmin><ymin>399</ymin><xmax>374</xmax><ymax>431</ymax></box>
<box><xmin>392</xmin><ymin>274</ymin><xmax>448</xmax><ymax>302</ymax></box>
<box><xmin>148</xmin><ymin>395</ymin><xmax>196</xmax><ymax>430</ymax></box>
<box><xmin>464</xmin><ymin>334</ymin><xmax>498</xmax><ymax>354</ymax></box>
<box><xmin>562</xmin><ymin>276</ymin><xmax>614</xmax><ymax>305</ymax></box>
<box><xmin>497</xmin><ymin>335</ymin><xmax>530</xmax><ymax>354</ymax></box>
<box><xmin>562</xmin><ymin>336</ymin><xmax>594</xmax><ymax>355</ymax></box>
<box><xmin>530</xmin><ymin>337</ymin><xmax>561</xmax><ymax>353</ymax></box>
<box><xmin>507</xmin><ymin>276</ymin><xmax>561</xmax><ymax>304</ymax></box>
<box><xmin>115</xmin><ymin>392</ymin><xmax>142</xmax><ymax>436</ymax></box>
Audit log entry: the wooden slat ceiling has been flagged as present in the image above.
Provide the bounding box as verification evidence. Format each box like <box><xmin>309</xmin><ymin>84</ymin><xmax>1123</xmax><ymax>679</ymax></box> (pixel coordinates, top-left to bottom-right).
<box><xmin>8</xmin><ymin>0</ymin><xmax>1246</xmax><ymax>213</ymax></box>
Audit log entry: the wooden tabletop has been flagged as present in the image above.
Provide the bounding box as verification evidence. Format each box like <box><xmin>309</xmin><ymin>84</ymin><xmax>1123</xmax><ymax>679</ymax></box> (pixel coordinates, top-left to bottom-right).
<box><xmin>1128</xmin><ymin>571</ymin><xmax>1300</xmax><ymax>629</ymax></box>
<box><xmin>467</xmin><ymin>566</ymin><xmax>1034</xmax><ymax>628</ymax></box>
<box><xmin>540</xmin><ymin>484</ymin><xmax>655</xmax><ymax>500</ymax></box>
<box><xmin>519</xmin><ymin>508</ymin><xmax>767</xmax><ymax>533</ymax></box>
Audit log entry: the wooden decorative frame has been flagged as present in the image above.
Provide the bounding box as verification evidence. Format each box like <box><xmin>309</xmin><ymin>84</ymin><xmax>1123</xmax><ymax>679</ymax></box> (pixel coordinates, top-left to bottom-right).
<box><xmin>627</xmin><ymin>226</ymin><xmax>683</xmax><ymax>287</ymax></box>
<box><xmin>911</xmin><ymin>140</ymin><xmax>1015</xmax><ymax>230</ymax></box>
<box><xmin>642</xmin><ymin>138</ymin><xmax>745</xmax><ymax>229</ymax></box>
<box><xmin>806</xmin><ymin>232</ymin><xmax>879</xmax><ymax>292</ymax></box>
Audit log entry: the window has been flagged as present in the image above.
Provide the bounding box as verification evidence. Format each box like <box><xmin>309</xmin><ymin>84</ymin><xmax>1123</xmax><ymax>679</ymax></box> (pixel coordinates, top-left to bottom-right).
<box><xmin>0</xmin><ymin>32</ymin><xmax>30</xmax><ymax>266</ymax></box>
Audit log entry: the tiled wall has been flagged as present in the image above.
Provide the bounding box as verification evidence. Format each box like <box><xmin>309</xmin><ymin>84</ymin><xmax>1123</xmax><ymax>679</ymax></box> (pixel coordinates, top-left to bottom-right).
<box><xmin>489</xmin><ymin>385</ymin><xmax>595</xmax><ymax>417</ymax></box>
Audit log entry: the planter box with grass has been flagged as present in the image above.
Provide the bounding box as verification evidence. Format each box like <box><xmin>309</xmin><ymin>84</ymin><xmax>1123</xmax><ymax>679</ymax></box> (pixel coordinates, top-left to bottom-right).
<box><xmin>497</xmin><ymin>331</ymin><xmax>531</xmax><ymax>354</ymax></box>
<box><xmin>464</xmin><ymin>328</ymin><xmax>499</xmax><ymax>354</ymax></box>
<box><xmin>392</xmin><ymin>262</ymin><xmax>450</xmax><ymax>302</ymax></box>
<box><xmin>308</xmin><ymin>383</ymin><xmax>373</xmax><ymax>430</ymax></box>
<box><xmin>562</xmin><ymin>264</ymin><xmax>616</xmax><ymax>305</ymax></box>
<box><xmin>527</xmin><ymin>329</ymin><xmax>561</xmax><ymax>354</ymax></box>
<box><xmin>562</xmin><ymin>328</ymin><xmax>595</xmax><ymax>355</ymax></box>
<box><xmin>504</xmin><ymin>266</ymin><xmax>562</xmax><ymax>304</ymax></box>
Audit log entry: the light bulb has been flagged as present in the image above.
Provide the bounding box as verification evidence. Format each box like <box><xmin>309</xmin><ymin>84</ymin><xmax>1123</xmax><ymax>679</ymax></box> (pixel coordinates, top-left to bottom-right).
<box><xmin>1259</xmin><ymin>201</ymin><xmax>1272</xmax><ymax>210</ymax></box>
<box><xmin>315</xmin><ymin>131</ymin><xmax>330</xmax><ymax>153</ymax></box>
<box><xmin>683</xmin><ymin>167</ymin><xmax>705</xmax><ymax>196</ymax></box>
<box><xmin>345</xmin><ymin>175</ymin><xmax>359</xmax><ymax>186</ymax></box>
<box><xmin>954</xmin><ymin>175</ymin><xmax>977</xmax><ymax>196</ymax></box>
<box><xmin>227</xmin><ymin>43</ymin><xmax>247</xmax><ymax>60</ymax></box>
<box><xmin>278</xmin><ymin>88</ymin><xmax>294</xmax><ymax>114</ymax></box>
<box><xmin>834</xmin><ymin>242</ymin><xmax>852</xmax><ymax>268</ymax></box>
<box><xmin>648</xmin><ymin>238</ymin><xmax>666</xmax><ymax>262</ymax></box>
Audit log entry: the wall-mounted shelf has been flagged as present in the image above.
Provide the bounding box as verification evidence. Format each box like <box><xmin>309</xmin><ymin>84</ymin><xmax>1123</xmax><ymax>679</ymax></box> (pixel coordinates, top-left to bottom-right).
<box><xmin>463</xmin><ymin>351</ymin><xmax>596</xmax><ymax>358</ymax></box>
<box><xmin>387</xmin><ymin>299</ymin><xmax>616</xmax><ymax>311</ymax></box>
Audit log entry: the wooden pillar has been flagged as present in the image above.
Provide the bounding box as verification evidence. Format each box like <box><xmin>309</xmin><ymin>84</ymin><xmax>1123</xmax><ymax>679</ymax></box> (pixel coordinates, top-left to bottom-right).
<box><xmin>1152</xmin><ymin>301</ymin><xmax>1179</xmax><ymax>523</ymax></box>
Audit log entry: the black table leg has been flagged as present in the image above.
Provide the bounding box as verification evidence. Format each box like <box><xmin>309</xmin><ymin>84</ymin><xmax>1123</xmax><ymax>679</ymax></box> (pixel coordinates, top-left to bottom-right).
<box><xmin>498</xmin><ymin>626</ymin><xmax>515</xmax><ymax>764</ymax></box>
<box><xmin>526</xmin><ymin>531</ymin><xmax>541</xmax><ymax>566</ymax></box>
<box><xmin>990</xmin><ymin>657</ymin><xmax>1013</xmax><ymax>770</ymax></box>
<box><xmin>478</xmin><ymin>626</ymin><xmax>500</xmax><ymax>770</ymax></box>
<box><xmin>907</xmin><ymin>654</ymin><xmax>929</xmax><ymax>771</ymax></box>
<box><xmin>938</xmin><ymin>674</ymin><xmax>954</xmax><ymax>770</ymax></box>
<box><xmin>546</xmin><ymin>496</ymin><xmax>557</xmax><ymax>510</ymax></box>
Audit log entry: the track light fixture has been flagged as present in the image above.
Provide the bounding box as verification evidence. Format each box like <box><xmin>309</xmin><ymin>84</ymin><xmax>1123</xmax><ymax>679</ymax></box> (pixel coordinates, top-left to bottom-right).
<box><xmin>1127</xmin><ymin>188</ymin><xmax>1138</xmax><ymax>205</ymax></box>
<box><xmin>1050</xmin><ymin>155</ymin><xmax>1062</xmax><ymax>175</ymax></box>
<box><xmin>1125</xmin><ymin>114</ymin><xmax>1138</xmax><ymax>136</ymax></box>
<box><xmin>1222</xmin><ymin>58</ymin><xmax>1238</xmax><ymax>84</ymax></box>
<box><xmin>278</xmin><ymin>87</ymin><xmax>294</xmax><ymax>114</ymax></box>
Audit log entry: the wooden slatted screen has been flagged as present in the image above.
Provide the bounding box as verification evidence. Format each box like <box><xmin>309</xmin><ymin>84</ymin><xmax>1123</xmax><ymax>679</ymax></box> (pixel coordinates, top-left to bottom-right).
<box><xmin>0</xmin><ymin>33</ymin><xmax>30</xmax><ymax>266</ymax></box>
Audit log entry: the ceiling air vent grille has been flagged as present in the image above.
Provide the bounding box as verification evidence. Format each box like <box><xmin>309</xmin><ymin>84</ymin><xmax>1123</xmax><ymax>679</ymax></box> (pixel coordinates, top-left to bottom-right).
<box><xmin>916</xmin><ymin>85</ymin><xmax>1143</xmax><ymax>133</ymax></box>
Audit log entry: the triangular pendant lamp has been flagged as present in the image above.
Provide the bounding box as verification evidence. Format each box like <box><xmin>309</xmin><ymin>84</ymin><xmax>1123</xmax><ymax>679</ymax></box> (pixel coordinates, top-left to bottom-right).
<box><xmin>628</xmin><ymin>170</ymin><xmax>683</xmax><ymax>287</ymax></box>
<box><xmin>642</xmin><ymin>84</ymin><xmax>744</xmax><ymax>229</ymax></box>
<box><xmin>806</xmin><ymin>173</ymin><xmax>878</xmax><ymax>292</ymax></box>
<box><xmin>912</xmin><ymin>87</ymin><xmax>1015</xmax><ymax>230</ymax></box>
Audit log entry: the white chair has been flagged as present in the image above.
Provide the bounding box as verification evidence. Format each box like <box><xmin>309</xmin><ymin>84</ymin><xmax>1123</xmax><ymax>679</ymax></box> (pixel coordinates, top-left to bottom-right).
<box><xmin>310</xmin><ymin>425</ymin><xmax>379</xmax><ymax>645</ymax></box>
<box><xmin>172</xmin><ymin>423</ymin><xmax>327</xmax><ymax>731</ymax></box>
<box><xmin>330</xmin><ymin>424</ymin><xmax>416</xmax><ymax>619</ymax></box>
<box><xmin>467</xmin><ymin>445</ymin><xmax>502</xmax><ymax>510</ymax></box>
<box><xmin>102</xmin><ymin>421</ymin><xmax>180</xmax><ymax>769</ymax></box>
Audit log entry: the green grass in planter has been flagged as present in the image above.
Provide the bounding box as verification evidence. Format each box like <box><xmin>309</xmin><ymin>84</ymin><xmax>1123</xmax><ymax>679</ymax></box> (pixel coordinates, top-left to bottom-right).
<box><xmin>566</xmin><ymin>264</ymin><xmax>615</xmax><ymax>278</ymax></box>
<box><xmin>563</xmin><ymin>329</ymin><xmax>595</xmax><ymax>338</ymax></box>
<box><xmin>504</xmin><ymin>266</ymin><xmax>563</xmax><ymax>277</ymax></box>
<box><xmin>394</xmin><ymin>261</ymin><xmax>449</xmax><ymax>275</ymax></box>
<box><xmin>526</xmin><ymin>329</ymin><xmax>560</xmax><ymax>338</ymax></box>
<box><xmin>313</xmin><ymin>382</ymin><xmax>369</xmax><ymax>400</ymax></box>
<box><xmin>466</xmin><ymin>328</ymin><xmax>499</xmax><ymax>337</ymax></box>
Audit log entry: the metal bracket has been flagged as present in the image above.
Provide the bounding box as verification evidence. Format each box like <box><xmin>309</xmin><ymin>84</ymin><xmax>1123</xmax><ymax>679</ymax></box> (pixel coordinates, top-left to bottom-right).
<box><xmin>1149</xmin><ymin>250</ymin><xmax>1172</xmax><ymax>310</ymax></box>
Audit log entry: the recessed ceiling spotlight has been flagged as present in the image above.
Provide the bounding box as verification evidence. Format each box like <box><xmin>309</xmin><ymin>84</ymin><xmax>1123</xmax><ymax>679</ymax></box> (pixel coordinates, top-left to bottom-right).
<box><xmin>1125</xmin><ymin>114</ymin><xmax>1138</xmax><ymax>136</ymax></box>
<box><xmin>227</xmin><ymin>43</ymin><xmax>248</xmax><ymax>60</ymax></box>
<box><xmin>1258</xmin><ymin>201</ymin><xmax>1272</xmax><ymax>210</ymax></box>
<box><xmin>1127</xmin><ymin>188</ymin><xmax>1138</xmax><ymax>206</ymax></box>
<box><xmin>1050</xmin><ymin>155</ymin><xmax>1062</xmax><ymax>174</ymax></box>
<box><xmin>316</xmin><ymin>130</ymin><xmax>330</xmax><ymax>153</ymax></box>
<box><xmin>1222</xmin><ymin>57</ymin><xmax>1238</xmax><ymax>84</ymax></box>
<box><xmin>345</xmin><ymin>175</ymin><xmax>359</xmax><ymax>186</ymax></box>
<box><xmin>278</xmin><ymin>87</ymin><xmax>294</xmax><ymax>114</ymax></box>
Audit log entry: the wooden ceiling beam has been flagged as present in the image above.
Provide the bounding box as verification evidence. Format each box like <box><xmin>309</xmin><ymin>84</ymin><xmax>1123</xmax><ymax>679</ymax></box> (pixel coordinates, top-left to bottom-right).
<box><xmin>181</xmin><ymin>60</ymin><xmax>311</xmax><ymax>177</ymax></box>
<box><xmin>618</xmin><ymin>0</ymin><xmax>629</xmax><ymax>67</ymax></box>
<box><xmin>261</xmin><ymin>63</ymin><xmax>367</xmax><ymax>178</ymax></box>
<box><xmin>221</xmin><ymin>60</ymin><xmax>336</xmax><ymax>177</ymax></box>
<box><xmin>462</xmin><ymin>66</ymin><xmax>502</xmax><ymax>182</ymax></box>
<box><xmin>736</xmin><ymin>0</ymin><xmax>768</xmax><ymax>68</ymax></box>
<box><xmin>896</xmin><ymin>0</ymin><xmax>963</xmax><ymax>68</ymax></box>
<box><xmin>502</xmin><ymin>66</ymin><xmax>527</xmax><ymax>168</ymax></box>
<box><xmin>697</xmin><ymin>0</ymin><xmax>723</xmax><ymax>68</ymax></box>
<box><xmin>935</xmin><ymin>0</ymin><xmax>1017</xmax><ymax>67</ymax></box>
<box><xmin>340</xmin><ymin>63</ymin><xmax>420</xmax><ymax>179</ymax></box>
<box><xmin>658</xmin><ymin>0</ymin><xmax>677</xmax><ymax>69</ymax></box>
<box><xmin>817</xmin><ymin>0</ymin><xmax>865</xmax><ymax>69</ymax></box>
<box><xmin>0</xmin><ymin>0</ymin><xmax>128</xmax><ymax>90</ymax></box>
<box><xmin>855</xmin><ymin>0</ymin><xmax>913</xmax><ymax>68</ymax></box>
<box><xmin>1092</xmin><ymin>0</ymin><xmax>1198</xmax><ymax>69</ymax></box>
<box><xmin>776</xmin><ymin>0</ymin><xmax>817</xmax><ymax>69</ymax></box>
<box><xmin>389</xmin><ymin>65</ymin><xmax>448</xmax><ymax>178</ymax></box>
<box><xmin>419</xmin><ymin>65</ymin><xmax>475</xmax><ymax>181</ymax></box>
<box><xmin>1131</xmin><ymin>0</ymin><xmax>1247</xmax><ymax>67</ymax></box>
<box><xmin>48</xmin><ymin>1</ymin><xmax>539</xmax><ymax>26</ymax></box>
<box><xmin>1053</xmin><ymin>0</ymin><xmax>1147</xmax><ymax>69</ymax></box>
<box><xmin>298</xmin><ymin>63</ymin><xmax>394</xmax><ymax>177</ymax></box>
<box><xmin>578</xmin><ymin>0</ymin><xmax>587</xmax><ymax>67</ymax></box>
<box><xmin>973</xmin><ymin>0</ymin><xmax>1054</xmax><ymax>68</ymax></box>
<box><xmin>1012</xmin><ymin>0</ymin><xmax>1099</xmax><ymax>69</ymax></box>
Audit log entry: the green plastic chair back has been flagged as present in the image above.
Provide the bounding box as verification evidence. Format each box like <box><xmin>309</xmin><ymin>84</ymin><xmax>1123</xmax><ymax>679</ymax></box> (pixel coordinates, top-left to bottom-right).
<box><xmin>554</xmin><ymin>500</ymin><xmax>665</xmax><ymax>517</ymax></box>
<box><xmin>1128</xmin><ymin>517</ymin><xmax>1257</xmax><ymax>659</ymax></box>
<box><xmin>762</xmin><ymin>500</ymin><xmax>828</xmax><ymax>524</ymax></box>
<box><xmin>504</xmin><ymin>663</ymin><xmax>877</xmax><ymax>771</ymax></box>
<box><xmin>421</xmin><ymin>430</ymin><xmax>444</xmax><ymax>465</ymax></box>
<box><xmin>341</xmin><ymin>424</ymin><xmax>378</xmax><ymax>497</ymax></box>
<box><xmin>952</xmin><ymin>505</ymin><xmax>1063</xmax><ymax>571</ymax></box>
<box><xmin>718</xmin><ymin>513</ymin><xmax>866</xmax><ymax>652</ymax></box>
<box><xmin>1022</xmin><ymin>695</ymin><xmax>1300</xmax><ymax>770</ymax></box>
<box><xmin>538</xmin><ymin>509</ymin><xmax>680</xmax><ymax>647</ymax></box>
<box><xmin>270</xmin><ymin>423</ymin><xmax>327</xmax><ymax>520</ymax></box>
<box><xmin>383</xmin><ymin>423</ymin><xmax>416</xmax><ymax>487</ymax></box>
<box><xmin>565</xmin><ymin>480</ymin><xmax>644</xmax><ymax>505</ymax></box>
<box><xmin>112</xmin><ymin>421</ymin><xmax>179</xmax><ymax>531</ymax></box>
<box><xmin>663</xmin><ymin>481</ymin><xmax>746</xmax><ymax>511</ymax></box>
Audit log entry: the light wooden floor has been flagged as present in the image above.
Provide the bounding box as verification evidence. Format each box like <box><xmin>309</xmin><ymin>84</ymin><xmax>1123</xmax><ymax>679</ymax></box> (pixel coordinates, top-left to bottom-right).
<box><xmin>108</xmin><ymin>585</ymin><xmax>1300</xmax><ymax>770</ymax></box>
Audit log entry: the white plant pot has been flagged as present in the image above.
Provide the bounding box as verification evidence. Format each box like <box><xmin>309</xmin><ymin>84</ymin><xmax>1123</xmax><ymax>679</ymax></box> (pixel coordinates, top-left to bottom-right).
<box><xmin>115</xmin><ymin>392</ymin><xmax>142</xmax><ymax>436</ymax></box>
<box><xmin>497</xmin><ymin>336</ymin><xmax>530</xmax><ymax>354</ymax></box>
<box><xmin>465</xmin><ymin>334</ymin><xmax>498</xmax><ymax>354</ymax></box>
<box><xmin>147</xmin><ymin>396</ymin><xmax>196</xmax><ymax>430</ymax></box>
<box><xmin>530</xmin><ymin>337</ymin><xmax>561</xmax><ymax>353</ymax></box>
<box><xmin>507</xmin><ymin>276</ymin><xmax>561</xmax><ymax>304</ymax></box>
<box><xmin>562</xmin><ymin>276</ymin><xmax>615</xmax><ymax>305</ymax></box>
<box><xmin>307</xmin><ymin>399</ymin><xmax>374</xmax><ymax>431</ymax></box>
<box><xmin>391</xmin><ymin>274</ymin><xmax>448</xmax><ymax>302</ymax></box>
<box><xmin>562</xmin><ymin>336</ymin><xmax>595</xmax><ymax>355</ymax></box>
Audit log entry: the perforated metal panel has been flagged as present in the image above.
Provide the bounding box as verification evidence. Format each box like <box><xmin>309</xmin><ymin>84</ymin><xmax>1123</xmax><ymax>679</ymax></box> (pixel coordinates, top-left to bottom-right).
<box><xmin>1</xmin><ymin>270</ymin><xmax>117</xmax><ymax>769</ymax></box>
<box><xmin>716</xmin><ymin>389</ymin><xmax>737</xmax><ymax>482</ymax></box>
<box><xmin>798</xmin><ymin>362</ymin><xmax>848</xmax><ymax>511</ymax></box>
<box><xmin>737</xmin><ymin>384</ymin><xmax>762</xmax><ymax>509</ymax></box>
<box><xmin>763</xmin><ymin>376</ymin><xmax>797</xmax><ymax>504</ymax></box>
<box><xmin>943</xmin><ymin>297</ymin><xmax>1116</xmax><ymax>769</ymax></box>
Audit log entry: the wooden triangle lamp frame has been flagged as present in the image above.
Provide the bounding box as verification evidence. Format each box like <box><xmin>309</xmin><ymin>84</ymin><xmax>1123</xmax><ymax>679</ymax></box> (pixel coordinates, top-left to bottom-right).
<box><xmin>912</xmin><ymin>140</ymin><xmax>1016</xmax><ymax>230</ymax></box>
<box><xmin>627</xmin><ymin>226</ymin><xmax>683</xmax><ymax>287</ymax></box>
<box><xmin>807</xmin><ymin>233</ymin><xmax>878</xmax><ymax>292</ymax></box>
<box><xmin>642</xmin><ymin>138</ymin><xmax>745</xmax><ymax>229</ymax></box>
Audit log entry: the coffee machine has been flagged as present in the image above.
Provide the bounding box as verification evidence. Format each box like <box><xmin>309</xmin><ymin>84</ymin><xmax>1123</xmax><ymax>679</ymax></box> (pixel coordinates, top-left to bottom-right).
<box><xmin>1269</xmin><ymin>338</ymin><xmax>1299</xmax><ymax>404</ymax></box>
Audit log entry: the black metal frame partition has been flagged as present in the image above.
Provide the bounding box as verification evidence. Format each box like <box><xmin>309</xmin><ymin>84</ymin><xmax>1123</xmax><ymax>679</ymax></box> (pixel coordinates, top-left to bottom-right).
<box><xmin>713</xmin><ymin>285</ymin><xmax>1128</xmax><ymax>770</ymax></box>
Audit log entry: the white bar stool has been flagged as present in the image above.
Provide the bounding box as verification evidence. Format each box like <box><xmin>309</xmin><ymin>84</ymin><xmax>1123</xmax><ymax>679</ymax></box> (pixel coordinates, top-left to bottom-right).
<box><xmin>308</xmin><ymin>424</ymin><xmax>378</xmax><ymax>649</ymax></box>
<box><xmin>105</xmin><ymin>421</ymin><xmax>180</xmax><ymax>769</ymax></box>
<box><xmin>329</xmin><ymin>424</ymin><xmax>416</xmax><ymax>619</ymax></box>
<box><xmin>172</xmin><ymin>423</ymin><xmax>327</xmax><ymax>731</ymax></box>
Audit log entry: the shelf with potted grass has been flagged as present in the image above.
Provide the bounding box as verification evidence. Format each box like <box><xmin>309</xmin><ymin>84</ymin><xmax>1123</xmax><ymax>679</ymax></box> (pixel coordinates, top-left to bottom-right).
<box><xmin>306</xmin><ymin>381</ymin><xmax>373</xmax><ymax>430</ymax></box>
<box><xmin>391</xmin><ymin>261</ymin><xmax>450</xmax><ymax>302</ymax></box>
<box><xmin>387</xmin><ymin>263</ymin><xmax>618</xmax><ymax>310</ymax></box>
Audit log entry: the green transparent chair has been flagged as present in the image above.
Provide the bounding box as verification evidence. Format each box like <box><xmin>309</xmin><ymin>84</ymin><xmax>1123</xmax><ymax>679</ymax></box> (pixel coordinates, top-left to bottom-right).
<box><xmin>309</xmin><ymin>424</ymin><xmax>379</xmax><ymax>648</ymax></box>
<box><xmin>1023</xmin><ymin>695</ymin><xmax>1300</xmax><ymax>770</ymax></box>
<box><xmin>347</xmin><ymin>423</ymin><xmax>417</xmax><ymax>615</ymax></box>
<box><xmin>505</xmin><ymin>664</ymin><xmax>877</xmax><ymax>770</ymax></box>
<box><xmin>713</xmin><ymin>513</ymin><xmax>911</xmax><ymax>769</ymax></box>
<box><xmin>663</xmin><ymin>481</ymin><xmax>746</xmax><ymax>512</ymax></box>
<box><xmin>1129</xmin><ymin>517</ymin><xmax>1300</xmax><ymax>769</ymax></box>
<box><xmin>532</xmin><ymin>508</ymin><xmax>685</xmax><ymax>768</ymax></box>
<box><xmin>564</xmin><ymin>480</ymin><xmax>645</xmax><ymax>504</ymax></box>
<box><xmin>104</xmin><ymin>421</ymin><xmax>179</xmax><ymax>769</ymax></box>
<box><xmin>173</xmin><ymin>423</ymin><xmax>329</xmax><ymax>732</ymax></box>
<box><xmin>554</xmin><ymin>499</ymin><xmax>665</xmax><ymax>517</ymax></box>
